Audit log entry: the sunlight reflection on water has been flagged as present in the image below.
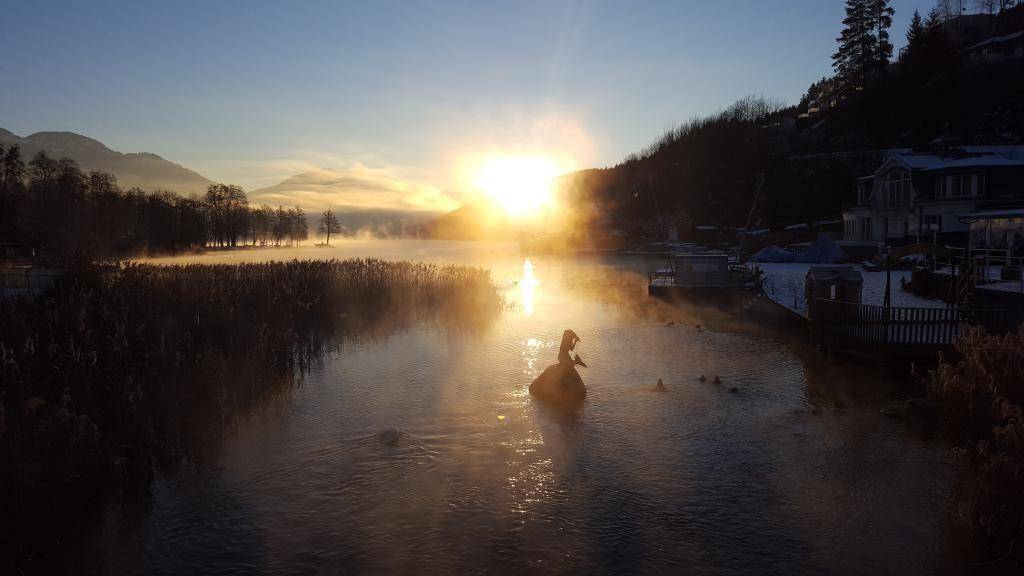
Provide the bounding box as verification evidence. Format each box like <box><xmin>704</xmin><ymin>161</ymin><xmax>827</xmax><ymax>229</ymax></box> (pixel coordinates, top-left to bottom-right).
<box><xmin>91</xmin><ymin>240</ymin><xmax>957</xmax><ymax>575</ymax></box>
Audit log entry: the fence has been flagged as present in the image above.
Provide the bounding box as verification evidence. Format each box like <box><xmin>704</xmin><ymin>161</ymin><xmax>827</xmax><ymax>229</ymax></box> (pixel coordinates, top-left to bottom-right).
<box><xmin>812</xmin><ymin>298</ymin><xmax>1010</xmax><ymax>358</ymax></box>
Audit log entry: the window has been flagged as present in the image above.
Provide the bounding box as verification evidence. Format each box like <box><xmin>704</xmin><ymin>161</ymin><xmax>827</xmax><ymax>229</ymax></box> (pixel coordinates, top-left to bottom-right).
<box><xmin>924</xmin><ymin>214</ymin><xmax>942</xmax><ymax>230</ymax></box>
<box><xmin>882</xmin><ymin>170</ymin><xmax>912</xmax><ymax>207</ymax></box>
<box><xmin>857</xmin><ymin>183</ymin><xmax>870</xmax><ymax>204</ymax></box>
<box><xmin>935</xmin><ymin>174</ymin><xmax>980</xmax><ymax>198</ymax></box>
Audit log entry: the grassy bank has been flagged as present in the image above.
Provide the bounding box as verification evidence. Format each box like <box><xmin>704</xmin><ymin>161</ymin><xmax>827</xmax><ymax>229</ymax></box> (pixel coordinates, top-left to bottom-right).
<box><xmin>0</xmin><ymin>259</ymin><xmax>501</xmax><ymax>571</ymax></box>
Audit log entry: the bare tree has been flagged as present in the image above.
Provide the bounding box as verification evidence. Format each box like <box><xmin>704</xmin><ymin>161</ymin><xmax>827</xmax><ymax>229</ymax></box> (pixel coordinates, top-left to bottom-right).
<box><xmin>318</xmin><ymin>209</ymin><xmax>342</xmax><ymax>246</ymax></box>
<box><xmin>973</xmin><ymin>0</ymin><xmax>1018</xmax><ymax>14</ymax></box>
<box><xmin>934</xmin><ymin>0</ymin><xmax>958</xmax><ymax>21</ymax></box>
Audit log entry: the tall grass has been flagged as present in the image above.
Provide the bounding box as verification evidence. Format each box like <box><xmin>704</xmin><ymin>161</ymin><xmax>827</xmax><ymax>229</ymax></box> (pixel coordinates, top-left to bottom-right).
<box><xmin>0</xmin><ymin>259</ymin><xmax>501</xmax><ymax>570</ymax></box>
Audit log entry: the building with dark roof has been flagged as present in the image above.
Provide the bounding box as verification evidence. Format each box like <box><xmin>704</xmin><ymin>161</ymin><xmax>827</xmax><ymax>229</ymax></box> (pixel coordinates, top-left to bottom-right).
<box><xmin>842</xmin><ymin>146</ymin><xmax>1024</xmax><ymax>244</ymax></box>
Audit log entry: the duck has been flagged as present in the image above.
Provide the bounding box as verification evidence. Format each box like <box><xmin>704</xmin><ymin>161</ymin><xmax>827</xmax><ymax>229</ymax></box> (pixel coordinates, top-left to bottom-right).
<box><xmin>379</xmin><ymin>428</ymin><xmax>401</xmax><ymax>446</ymax></box>
<box><xmin>530</xmin><ymin>329</ymin><xmax>587</xmax><ymax>407</ymax></box>
<box><xmin>696</xmin><ymin>324</ymin><xmax>703</xmax><ymax>332</ymax></box>
<box><xmin>699</xmin><ymin>374</ymin><xmax>707</xmax><ymax>382</ymax></box>
<box><xmin>654</xmin><ymin>378</ymin><xmax>667</xmax><ymax>392</ymax></box>
<box><xmin>712</xmin><ymin>376</ymin><xmax>722</xmax><ymax>385</ymax></box>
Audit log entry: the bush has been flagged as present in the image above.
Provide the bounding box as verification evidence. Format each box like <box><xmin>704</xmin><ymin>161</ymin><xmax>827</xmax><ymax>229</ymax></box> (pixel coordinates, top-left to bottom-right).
<box><xmin>927</xmin><ymin>326</ymin><xmax>1024</xmax><ymax>569</ymax></box>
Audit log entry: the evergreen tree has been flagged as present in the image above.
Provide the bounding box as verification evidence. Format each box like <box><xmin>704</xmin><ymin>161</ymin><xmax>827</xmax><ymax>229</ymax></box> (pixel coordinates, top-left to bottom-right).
<box><xmin>833</xmin><ymin>0</ymin><xmax>875</xmax><ymax>90</ymax></box>
<box><xmin>870</xmin><ymin>0</ymin><xmax>895</xmax><ymax>66</ymax></box>
<box><xmin>906</xmin><ymin>9</ymin><xmax>924</xmax><ymax>52</ymax></box>
<box><xmin>833</xmin><ymin>0</ymin><xmax>895</xmax><ymax>90</ymax></box>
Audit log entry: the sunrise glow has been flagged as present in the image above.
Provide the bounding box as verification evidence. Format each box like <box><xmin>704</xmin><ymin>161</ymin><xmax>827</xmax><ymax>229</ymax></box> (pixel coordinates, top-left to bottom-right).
<box><xmin>473</xmin><ymin>156</ymin><xmax>565</xmax><ymax>219</ymax></box>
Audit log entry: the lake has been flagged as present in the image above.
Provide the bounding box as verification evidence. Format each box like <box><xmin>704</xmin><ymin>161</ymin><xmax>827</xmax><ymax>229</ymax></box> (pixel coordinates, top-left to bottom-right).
<box><xmin>82</xmin><ymin>240</ymin><xmax>954</xmax><ymax>575</ymax></box>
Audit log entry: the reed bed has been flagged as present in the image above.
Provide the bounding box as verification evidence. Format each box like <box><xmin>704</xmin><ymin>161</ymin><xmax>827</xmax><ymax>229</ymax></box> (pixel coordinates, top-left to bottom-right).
<box><xmin>0</xmin><ymin>259</ymin><xmax>501</xmax><ymax>570</ymax></box>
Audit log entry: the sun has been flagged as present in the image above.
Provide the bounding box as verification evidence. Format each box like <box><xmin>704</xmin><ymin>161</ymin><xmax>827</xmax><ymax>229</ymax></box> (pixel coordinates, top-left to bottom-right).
<box><xmin>473</xmin><ymin>156</ymin><xmax>564</xmax><ymax>219</ymax></box>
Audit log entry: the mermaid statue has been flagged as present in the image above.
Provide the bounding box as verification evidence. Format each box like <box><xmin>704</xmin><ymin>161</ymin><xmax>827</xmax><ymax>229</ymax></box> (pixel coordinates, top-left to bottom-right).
<box><xmin>529</xmin><ymin>329</ymin><xmax>587</xmax><ymax>406</ymax></box>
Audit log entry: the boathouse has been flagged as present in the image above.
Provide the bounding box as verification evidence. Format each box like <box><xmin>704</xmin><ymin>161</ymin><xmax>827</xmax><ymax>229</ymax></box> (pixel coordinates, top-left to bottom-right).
<box><xmin>674</xmin><ymin>253</ymin><xmax>729</xmax><ymax>287</ymax></box>
<box><xmin>805</xmin><ymin>266</ymin><xmax>863</xmax><ymax>320</ymax></box>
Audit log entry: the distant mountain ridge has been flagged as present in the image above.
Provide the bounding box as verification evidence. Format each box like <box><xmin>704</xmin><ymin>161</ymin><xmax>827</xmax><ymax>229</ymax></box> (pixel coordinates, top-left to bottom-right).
<box><xmin>0</xmin><ymin>128</ymin><xmax>213</xmax><ymax>194</ymax></box>
<box><xmin>249</xmin><ymin>167</ymin><xmax>459</xmax><ymax>235</ymax></box>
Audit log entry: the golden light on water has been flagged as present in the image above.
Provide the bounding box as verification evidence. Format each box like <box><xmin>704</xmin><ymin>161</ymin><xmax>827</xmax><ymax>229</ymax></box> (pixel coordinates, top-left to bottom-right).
<box><xmin>519</xmin><ymin>258</ymin><xmax>540</xmax><ymax>316</ymax></box>
<box><xmin>473</xmin><ymin>156</ymin><xmax>565</xmax><ymax>219</ymax></box>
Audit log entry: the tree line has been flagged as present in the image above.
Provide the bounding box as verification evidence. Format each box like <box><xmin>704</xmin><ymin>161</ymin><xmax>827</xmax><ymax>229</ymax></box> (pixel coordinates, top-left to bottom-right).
<box><xmin>0</xmin><ymin>145</ymin><xmax>318</xmax><ymax>261</ymax></box>
<box><xmin>830</xmin><ymin>0</ymin><xmax>1018</xmax><ymax>95</ymax></box>
<box><xmin>808</xmin><ymin>0</ymin><xmax>1024</xmax><ymax>150</ymax></box>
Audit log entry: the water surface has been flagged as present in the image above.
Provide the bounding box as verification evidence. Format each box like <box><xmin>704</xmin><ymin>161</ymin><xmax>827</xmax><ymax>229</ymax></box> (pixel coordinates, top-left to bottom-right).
<box><xmin>91</xmin><ymin>240</ymin><xmax>952</xmax><ymax>575</ymax></box>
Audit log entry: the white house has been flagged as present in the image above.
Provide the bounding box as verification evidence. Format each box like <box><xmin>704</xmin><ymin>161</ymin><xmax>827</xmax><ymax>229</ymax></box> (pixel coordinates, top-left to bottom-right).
<box><xmin>843</xmin><ymin>146</ymin><xmax>1024</xmax><ymax>244</ymax></box>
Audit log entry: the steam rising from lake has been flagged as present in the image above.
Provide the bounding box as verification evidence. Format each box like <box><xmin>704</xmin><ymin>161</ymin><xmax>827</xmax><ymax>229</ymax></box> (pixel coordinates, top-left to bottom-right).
<box><xmin>102</xmin><ymin>240</ymin><xmax>956</xmax><ymax>574</ymax></box>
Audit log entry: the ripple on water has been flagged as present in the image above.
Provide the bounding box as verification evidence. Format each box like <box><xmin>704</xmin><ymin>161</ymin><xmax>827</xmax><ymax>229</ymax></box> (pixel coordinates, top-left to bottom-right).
<box><xmin>94</xmin><ymin>246</ymin><xmax>951</xmax><ymax>575</ymax></box>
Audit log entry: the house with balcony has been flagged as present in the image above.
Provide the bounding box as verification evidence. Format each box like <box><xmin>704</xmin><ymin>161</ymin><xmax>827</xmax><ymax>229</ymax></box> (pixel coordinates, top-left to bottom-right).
<box><xmin>842</xmin><ymin>146</ymin><xmax>1024</xmax><ymax>245</ymax></box>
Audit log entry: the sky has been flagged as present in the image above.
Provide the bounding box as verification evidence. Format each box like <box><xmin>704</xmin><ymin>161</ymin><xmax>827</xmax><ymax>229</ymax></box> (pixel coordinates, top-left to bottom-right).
<box><xmin>1</xmin><ymin>0</ymin><xmax>936</xmax><ymax>207</ymax></box>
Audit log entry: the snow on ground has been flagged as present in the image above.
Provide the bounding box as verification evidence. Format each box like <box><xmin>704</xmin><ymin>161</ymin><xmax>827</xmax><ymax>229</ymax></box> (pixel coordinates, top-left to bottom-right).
<box><xmin>933</xmin><ymin>264</ymin><xmax>1007</xmax><ymax>281</ymax></box>
<box><xmin>756</xmin><ymin>262</ymin><xmax>945</xmax><ymax>315</ymax></box>
<box><xmin>977</xmin><ymin>281</ymin><xmax>1024</xmax><ymax>293</ymax></box>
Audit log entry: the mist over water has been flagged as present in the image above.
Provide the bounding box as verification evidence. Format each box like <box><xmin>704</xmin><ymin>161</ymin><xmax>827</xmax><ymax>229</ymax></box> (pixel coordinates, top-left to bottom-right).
<box><xmin>90</xmin><ymin>240</ymin><xmax>954</xmax><ymax>575</ymax></box>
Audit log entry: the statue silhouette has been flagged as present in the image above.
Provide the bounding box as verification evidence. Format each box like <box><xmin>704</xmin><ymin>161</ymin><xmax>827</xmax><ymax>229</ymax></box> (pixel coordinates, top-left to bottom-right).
<box><xmin>529</xmin><ymin>329</ymin><xmax>587</xmax><ymax>406</ymax></box>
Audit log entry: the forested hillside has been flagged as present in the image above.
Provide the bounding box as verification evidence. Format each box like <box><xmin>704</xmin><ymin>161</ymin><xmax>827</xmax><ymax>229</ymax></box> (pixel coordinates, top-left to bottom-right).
<box><xmin>543</xmin><ymin>1</ymin><xmax>1024</xmax><ymax>241</ymax></box>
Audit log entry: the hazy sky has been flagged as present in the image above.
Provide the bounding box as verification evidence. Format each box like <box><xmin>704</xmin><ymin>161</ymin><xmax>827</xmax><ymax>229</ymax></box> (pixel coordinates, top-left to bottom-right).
<box><xmin>2</xmin><ymin>0</ymin><xmax>934</xmax><ymax>199</ymax></box>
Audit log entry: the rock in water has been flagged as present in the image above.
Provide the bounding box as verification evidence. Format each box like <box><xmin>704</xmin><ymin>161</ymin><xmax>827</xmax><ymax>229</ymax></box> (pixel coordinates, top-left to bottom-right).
<box><xmin>529</xmin><ymin>363</ymin><xmax>586</xmax><ymax>407</ymax></box>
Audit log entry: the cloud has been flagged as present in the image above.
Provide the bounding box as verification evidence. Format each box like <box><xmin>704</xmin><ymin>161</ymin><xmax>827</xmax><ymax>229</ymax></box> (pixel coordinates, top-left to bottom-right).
<box><xmin>248</xmin><ymin>164</ymin><xmax>461</xmax><ymax>216</ymax></box>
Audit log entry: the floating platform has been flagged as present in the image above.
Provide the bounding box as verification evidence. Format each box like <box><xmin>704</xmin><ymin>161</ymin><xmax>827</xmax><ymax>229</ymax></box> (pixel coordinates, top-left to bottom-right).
<box><xmin>647</xmin><ymin>252</ymin><xmax>761</xmax><ymax>305</ymax></box>
<box><xmin>647</xmin><ymin>280</ymin><xmax>761</xmax><ymax>301</ymax></box>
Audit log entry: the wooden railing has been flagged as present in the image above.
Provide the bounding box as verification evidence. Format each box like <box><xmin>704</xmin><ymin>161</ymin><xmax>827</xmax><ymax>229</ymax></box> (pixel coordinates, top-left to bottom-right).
<box><xmin>812</xmin><ymin>299</ymin><xmax>1010</xmax><ymax>354</ymax></box>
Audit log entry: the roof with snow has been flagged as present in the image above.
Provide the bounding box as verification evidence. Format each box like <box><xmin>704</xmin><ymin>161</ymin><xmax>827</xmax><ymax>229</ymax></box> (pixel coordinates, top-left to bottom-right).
<box><xmin>883</xmin><ymin>152</ymin><xmax>1024</xmax><ymax>173</ymax></box>
<box><xmin>806</xmin><ymin>266</ymin><xmax>863</xmax><ymax>285</ymax></box>
<box><xmin>963</xmin><ymin>145</ymin><xmax>1024</xmax><ymax>160</ymax></box>
<box><xmin>963</xmin><ymin>30</ymin><xmax>1024</xmax><ymax>53</ymax></box>
<box><xmin>959</xmin><ymin>208</ymin><xmax>1024</xmax><ymax>222</ymax></box>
